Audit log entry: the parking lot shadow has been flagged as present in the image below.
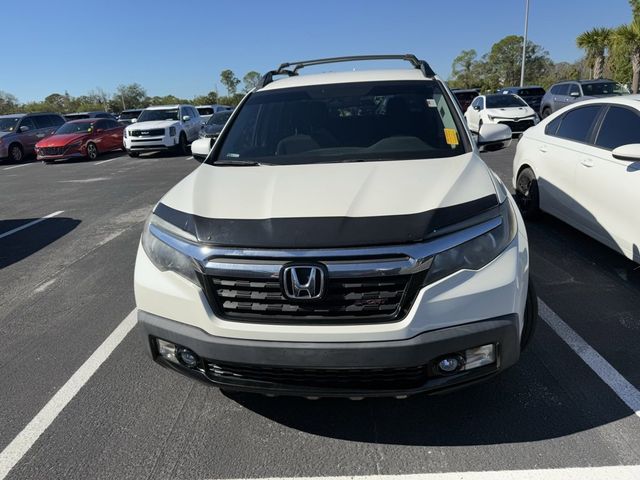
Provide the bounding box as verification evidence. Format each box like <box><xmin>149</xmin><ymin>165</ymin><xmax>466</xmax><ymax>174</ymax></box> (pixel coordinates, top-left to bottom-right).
<box><xmin>0</xmin><ymin>217</ymin><xmax>80</xmax><ymax>269</ymax></box>
<box><xmin>223</xmin><ymin>343</ymin><xmax>631</xmax><ymax>447</ymax></box>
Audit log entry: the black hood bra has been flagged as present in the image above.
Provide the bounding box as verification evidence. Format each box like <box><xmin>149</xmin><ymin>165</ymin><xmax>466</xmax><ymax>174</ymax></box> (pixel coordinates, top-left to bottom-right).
<box><xmin>153</xmin><ymin>194</ymin><xmax>499</xmax><ymax>249</ymax></box>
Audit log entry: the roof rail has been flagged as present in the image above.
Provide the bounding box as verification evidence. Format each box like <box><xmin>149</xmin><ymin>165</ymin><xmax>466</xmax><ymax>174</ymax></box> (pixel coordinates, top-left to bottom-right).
<box><xmin>256</xmin><ymin>54</ymin><xmax>435</xmax><ymax>89</ymax></box>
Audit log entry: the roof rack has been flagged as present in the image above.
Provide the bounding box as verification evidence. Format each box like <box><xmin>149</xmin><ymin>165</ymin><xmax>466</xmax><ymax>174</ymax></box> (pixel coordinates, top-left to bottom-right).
<box><xmin>256</xmin><ymin>54</ymin><xmax>436</xmax><ymax>89</ymax></box>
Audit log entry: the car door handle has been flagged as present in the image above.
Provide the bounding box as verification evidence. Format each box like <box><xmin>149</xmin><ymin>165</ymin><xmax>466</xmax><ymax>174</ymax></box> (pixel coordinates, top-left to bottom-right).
<box><xmin>539</xmin><ymin>146</ymin><xmax>548</xmax><ymax>153</ymax></box>
<box><xmin>581</xmin><ymin>158</ymin><xmax>594</xmax><ymax>168</ymax></box>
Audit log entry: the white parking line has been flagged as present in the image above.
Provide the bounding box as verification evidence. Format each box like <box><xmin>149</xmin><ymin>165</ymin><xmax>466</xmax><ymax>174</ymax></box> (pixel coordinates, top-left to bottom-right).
<box><xmin>3</xmin><ymin>164</ymin><xmax>31</xmax><ymax>171</ymax></box>
<box><xmin>95</xmin><ymin>156</ymin><xmax>124</xmax><ymax>166</ymax></box>
<box><xmin>0</xmin><ymin>211</ymin><xmax>64</xmax><ymax>240</ymax></box>
<box><xmin>538</xmin><ymin>299</ymin><xmax>640</xmax><ymax>418</ymax></box>
<box><xmin>0</xmin><ymin>310</ymin><xmax>136</xmax><ymax>480</ymax></box>
<box><xmin>215</xmin><ymin>466</ymin><xmax>640</xmax><ymax>480</ymax></box>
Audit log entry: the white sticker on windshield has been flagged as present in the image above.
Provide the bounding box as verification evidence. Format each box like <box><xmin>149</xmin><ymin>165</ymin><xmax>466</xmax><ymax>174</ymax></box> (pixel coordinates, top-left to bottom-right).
<box><xmin>427</xmin><ymin>99</ymin><xmax>437</xmax><ymax>108</ymax></box>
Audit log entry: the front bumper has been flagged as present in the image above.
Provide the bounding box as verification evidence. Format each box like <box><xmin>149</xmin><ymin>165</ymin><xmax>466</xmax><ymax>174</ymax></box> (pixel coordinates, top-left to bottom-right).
<box><xmin>124</xmin><ymin>134</ymin><xmax>177</xmax><ymax>151</ymax></box>
<box><xmin>37</xmin><ymin>147</ymin><xmax>85</xmax><ymax>161</ymax></box>
<box><xmin>139</xmin><ymin>310</ymin><xmax>520</xmax><ymax>397</ymax></box>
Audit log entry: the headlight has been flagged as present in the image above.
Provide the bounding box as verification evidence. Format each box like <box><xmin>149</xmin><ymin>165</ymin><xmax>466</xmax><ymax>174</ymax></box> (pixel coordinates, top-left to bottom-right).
<box><xmin>124</xmin><ymin>129</ymin><xmax>128</xmax><ymax>138</ymax></box>
<box><xmin>141</xmin><ymin>214</ymin><xmax>200</xmax><ymax>285</ymax></box>
<box><xmin>426</xmin><ymin>199</ymin><xmax>517</xmax><ymax>284</ymax></box>
<box><xmin>169</xmin><ymin>126</ymin><xmax>176</xmax><ymax>136</ymax></box>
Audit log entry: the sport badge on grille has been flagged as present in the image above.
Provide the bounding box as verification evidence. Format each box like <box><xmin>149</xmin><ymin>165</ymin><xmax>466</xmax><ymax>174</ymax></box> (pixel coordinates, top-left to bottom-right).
<box><xmin>281</xmin><ymin>264</ymin><xmax>326</xmax><ymax>300</ymax></box>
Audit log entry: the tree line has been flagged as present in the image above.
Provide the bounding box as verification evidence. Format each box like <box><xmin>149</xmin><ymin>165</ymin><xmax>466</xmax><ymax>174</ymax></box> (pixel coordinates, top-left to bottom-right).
<box><xmin>0</xmin><ymin>69</ymin><xmax>261</xmax><ymax>115</ymax></box>
<box><xmin>449</xmin><ymin>0</ymin><xmax>640</xmax><ymax>93</ymax></box>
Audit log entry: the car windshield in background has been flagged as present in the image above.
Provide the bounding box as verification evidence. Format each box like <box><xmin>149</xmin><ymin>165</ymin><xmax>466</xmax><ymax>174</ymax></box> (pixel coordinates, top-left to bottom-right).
<box><xmin>212</xmin><ymin>81</ymin><xmax>467</xmax><ymax>166</ymax></box>
<box><xmin>198</xmin><ymin>108</ymin><xmax>215</xmax><ymax>116</ymax></box>
<box><xmin>517</xmin><ymin>88</ymin><xmax>545</xmax><ymax>96</ymax></box>
<box><xmin>137</xmin><ymin>109</ymin><xmax>179</xmax><ymax>122</ymax></box>
<box><xmin>486</xmin><ymin>94</ymin><xmax>527</xmax><ymax>108</ymax></box>
<box><xmin>582</xmin><ymin>82</ymin><xmax>628</xmax><ymax>96</ymax></box>
<box><xmin>0</xmin><ymin>117</ymin><xmax>20</xmax><ymax>132</ymax></box>
<box><xmin>120</xmin><ymin>111</ymin><xmax>141</xmax><ymax>120</ymax></box>
<box><xmin>207</xmin><ymin>111</ymin><xmax>233</xmax><ymax>126</ymax></box>
<box><xmin>56</xmin><ymin>122</ymin><xmax>95</xmax><ymax>134</ymax></box>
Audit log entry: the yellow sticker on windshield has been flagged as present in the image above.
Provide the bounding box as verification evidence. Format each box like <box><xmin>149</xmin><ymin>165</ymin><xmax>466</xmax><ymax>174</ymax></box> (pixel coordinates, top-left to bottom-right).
<box><xmin>444</xmin><ymin>128</ymin><xmax>459</xmax><ymax>146</ymax></box>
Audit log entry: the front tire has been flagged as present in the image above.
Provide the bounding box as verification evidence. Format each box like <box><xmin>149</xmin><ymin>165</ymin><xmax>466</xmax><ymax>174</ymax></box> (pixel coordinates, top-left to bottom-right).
<box><xmin>128</xmin><ymin>151</ymin><xmax>140</xmax><ymax>158</ymax></box>
<box><xmin>520</xmin><ymin>279</ymin><xmax>538</xmax><ymax>351</ymax></box>
<box><xmin>515</xmin><ymin>167</ymin><xmax>541</xmax><ymax>220</ymax></box>
<box><xmin>8</xmin><ymin>143</ymin><xmax>23</xmax><ymax>163</ymax></box>
<box><xmin>86</xmin><ymin>142</ymin><xmax>98</xmax><ymax>160</ymax></box>
<box><xmin>174</xmin><ymin>133</ymin><xmax>188</xmax><ymax>155</ymax></box>
<box><xmin>541</xmin><ymin>107</ymin><xmax>552</xmax><ymax>119</ymax></box>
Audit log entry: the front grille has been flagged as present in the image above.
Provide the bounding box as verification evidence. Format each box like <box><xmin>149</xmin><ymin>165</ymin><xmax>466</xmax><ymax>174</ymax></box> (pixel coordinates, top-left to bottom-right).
<box><xmin>203</xmin><ymin>273</ymin><xmax>419</xmax><ymax>324</ymax></box>
<box><xmin>498</xmin><ymin>119</ymin><xmax>535</xmax><ymax>132</ymax></box>
<box><xmin>39</xmin><ymin>146</ymin><xmax>66</xmax><ymax>155</ymax></box>
<box><xmin>205</xmin><ymin>360</ymin><xmax>430</xmax><ymax>390</ymax></box>
<box><xmin>129</xmin><ymin>128</ymin><xmax>165</xmax><ymax>137</ymax></box>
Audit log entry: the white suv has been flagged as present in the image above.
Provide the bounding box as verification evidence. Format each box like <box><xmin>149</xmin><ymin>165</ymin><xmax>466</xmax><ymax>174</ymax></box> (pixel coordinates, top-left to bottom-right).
<box><xmin>134</xmin><ymin>55</ymin><xmax>536</xmax><ymax>398</ymax></box>
<box><xmin>124</xmin><ymin>105</ymin><xmax>201</xmax><ymax>157</ymax></box>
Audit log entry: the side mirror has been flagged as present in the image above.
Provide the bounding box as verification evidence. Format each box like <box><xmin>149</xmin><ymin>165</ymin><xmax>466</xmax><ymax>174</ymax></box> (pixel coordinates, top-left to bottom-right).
<box><xmin>477</xmin><ymin>123</ymin><xmax>512</xmax><ymax>152</ymax></box>
<box><xmin>182</xmin><ymin>115</ymin><xmax>190</xmax><ymax>122</ymax></box>
<box><xmin>612</xmin><ymin>143</ymin><xmax>640</xmax><ymax>161</ymax></box>
<box><xmin>131</xmin><ymin>118</ymin><xmax>137</xmax><ymax>123</ymax></box>
<box><xmin>570</xmin><ymin>91</ymin><xmax>581</xmax><ymax>97</ymax></box>
<box><xmin>19</xmin><ymin>125</ymin><xmax>30</xmax><ymax>132</ymax></box>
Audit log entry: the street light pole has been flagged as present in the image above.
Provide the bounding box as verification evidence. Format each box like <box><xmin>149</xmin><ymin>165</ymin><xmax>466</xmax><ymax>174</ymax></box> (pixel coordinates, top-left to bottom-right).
<box><xmin>520</xmin><ymin>0</ymin><xmax>530</xmax><ymax>87</ymax></box>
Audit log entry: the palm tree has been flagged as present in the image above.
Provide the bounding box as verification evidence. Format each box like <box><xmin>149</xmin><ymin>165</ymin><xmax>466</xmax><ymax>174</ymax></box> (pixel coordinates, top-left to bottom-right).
<box><xmin>577</xmin><ymin>28</ymin><xmax>612</xmax><ymax>79</ymax></box>
<box><xmin>615</xmin><ymin>21</ymin><xmax>640</xmax><ymax>93</ymax></box>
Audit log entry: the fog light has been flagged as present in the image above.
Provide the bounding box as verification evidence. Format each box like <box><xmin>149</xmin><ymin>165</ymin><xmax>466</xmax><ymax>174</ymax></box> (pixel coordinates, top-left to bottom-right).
<box><xmin>177</xmin><ymin>347</ymin><xmax>199</xmax><ymax>369</ymax></box>
<box><xmin>464</xmin><ymin>344</ymin><xmax>496</xmax><ymax>370</ymax></box>
<box><xmin>156</xmin><ymin>339</ymin><xmax>178</xmax><ymax>364</ymax></box>
<box><xmin>437</xmin><ymin>354</ymin><xmax>464</xmax><ymax>374</ymax></box>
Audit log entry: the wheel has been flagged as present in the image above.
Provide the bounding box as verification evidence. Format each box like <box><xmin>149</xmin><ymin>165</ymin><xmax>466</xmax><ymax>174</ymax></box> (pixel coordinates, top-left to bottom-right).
<box><xmin>8</xmin><ymin>143</ymin><xmax>23</xmax><ymax>163</ymax></box>
<box><xmin>174</xmin><ymin>133</ymin><xmax>188</xmax><ymax>155</ymax></box>
<box><xmin>86</xmin><ymin>142</ymin><xmax>98</xmax><ymax>160</ymax></box>
<box><xmin>515</xmin><ymin>167</ymin><xmax>541</xmax><ymax>220</ymax></box>
<box><xmin>520</xmin><ymin>279</ymin><xmax>538</xmax><ymax>351</ymax></box>
<box><xmin>541</xmin><ymin>107</ymin><xmax>551</xmax><ymax>119</ymax></box>
<box><xmin>128</xmin><ymin>151</ymin><xmax>140</xmax><ymax>158</ymax></box>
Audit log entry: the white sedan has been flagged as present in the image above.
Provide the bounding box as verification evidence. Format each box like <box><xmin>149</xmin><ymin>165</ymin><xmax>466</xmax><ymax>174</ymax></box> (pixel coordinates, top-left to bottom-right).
<box><xmin>513</xmin><ymin>96</ymin><xmax>640</xmax><ymax>263</ymax></box>
<box><xmin>466</xmin><ymin>94</ymin><xmax>539</xmax><ymax>135</ymax></box>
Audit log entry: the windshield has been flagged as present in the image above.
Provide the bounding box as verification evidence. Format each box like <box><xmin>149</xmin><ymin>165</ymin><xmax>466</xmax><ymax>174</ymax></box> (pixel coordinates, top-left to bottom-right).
<box><xmin>120</xmin><ymin>111</ymin><xmax>141</xmax><ymax>120</ymax></box>
<box><xmin>137</xmin><ymin>109</ymin><xmax>179</xmax><ymax>122</ymax></box>
<box><xmin>517</xmin><ymin>88</ymin><xmax>545</xmax><ymax>97</ymax></box>
<box><xmin>0</xmin><ymin>117</ymin><xmax>20</xmax><ymax>133</ymax></box>
<box><xmin>207</xmin><ymin>111</ymin><xmax>233</xmax><ymax>126</ymax></box>
<box><xmin>486</xmin><ymin>94</ymin><xmax>527</xmax><ymax>108</ymax></box>
<box><xmin>211</xmin><ymin>81</ymin><xmax>467</xmax><ymax>166</ymax></box>
<box><xmin>56</xmin><ymin>122</ymin><xmax>96</xmax><ymax>134</ymax></box>
<box><xmin>582</xmin><ymin>82</ymin><xmax>629</xmax><ymax>96</ymax></box>
<box><xmin>65</xmin><ymin>114</ymin><xmax>89</xmax><ymax>120</ymax></box>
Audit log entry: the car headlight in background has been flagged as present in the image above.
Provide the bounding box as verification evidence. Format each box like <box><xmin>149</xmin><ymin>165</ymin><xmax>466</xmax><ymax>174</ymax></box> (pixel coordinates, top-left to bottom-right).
<box><xmin>124</xmin><ymin>129</ymin><xmax>128</xmax><ymax>138</ymax></box>
<box><xmin>141</xmin><ymin>214</ymin><xmax>200</xmax><ymax>285</ymax></box>
<box><xmin>169</xmin><ymin>126</ymin><xmax>176</xmax><ymax>136</ymax></box>
<box><xmin>426</xmin><ymin>199</ymin><xmax>517</xmax><ymax>284</ymax></box>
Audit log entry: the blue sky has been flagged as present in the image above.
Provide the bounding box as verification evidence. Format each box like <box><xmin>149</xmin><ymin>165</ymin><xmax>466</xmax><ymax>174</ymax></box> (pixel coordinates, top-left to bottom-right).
<box><xmin>1</xmin><ymin>0</ymin><xmax>632</xmax><ymax>102</ymax></box>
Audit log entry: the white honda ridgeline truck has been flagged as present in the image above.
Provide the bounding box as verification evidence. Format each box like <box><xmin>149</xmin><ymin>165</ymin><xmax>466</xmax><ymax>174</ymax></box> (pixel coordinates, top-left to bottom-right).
<box><xmin>134</xmin><ymin>55</ymin><xmax>536</xmax><ymax>399</ymax></box>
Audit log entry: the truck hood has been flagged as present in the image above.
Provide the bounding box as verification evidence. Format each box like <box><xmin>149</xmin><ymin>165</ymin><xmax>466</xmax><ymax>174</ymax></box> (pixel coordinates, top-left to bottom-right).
<box><xmin>156</xmin><ymin>153</ymin><xmax>500</xmax><ymax>248</ymax></box>
<box><xmin>485</xmin><ymin>106</ymin><xmax>536</xmax><ymax>119</ymax></box>
<box><xmin>127</xmin><ymin>120</ymin><xmax>177</xmax><ymax>131</ymax></box>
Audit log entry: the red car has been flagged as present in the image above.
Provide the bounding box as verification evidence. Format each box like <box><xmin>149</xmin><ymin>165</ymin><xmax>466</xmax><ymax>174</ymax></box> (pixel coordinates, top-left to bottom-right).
<box><xmin>35</xmin><ymin>118</ymin><xmax>124</xmax><ymax>163</ymax></box>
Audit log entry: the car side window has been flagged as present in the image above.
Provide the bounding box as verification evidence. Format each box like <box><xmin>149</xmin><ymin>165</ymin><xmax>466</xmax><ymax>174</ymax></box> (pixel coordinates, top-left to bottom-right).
<box><xmin>478</xmin><ymin>97</ymin><xmax>484</xmax><ymax>109</ymax></box>
<box><xmin>18</xmin><ymin>117</ymin><xmax>37</xmax><ymax>131</ymax></box>
<box><xmin>569</xmin><ymin>84</ymin><xmax>580</xmax><ymax>96</ymax></box>
<box><xmin>470</xmin><ymin>98</ymin><xmax>479</xmax><ymax>109</ymax></box>
<box><xmin>48</xmin><ymin>115</ymin><xmax>65</xmax><ymax>127</ymax></box>
<box><xmin>95</xmin><ymin>120</ymin><xmax>109</xmax><ymax>131</ymax></box>
<box><xmin>595</xmin><ymin>106</ymin><xmax>640</xmax><ymax>150</ymax></box>
<box><xmin>190</xmin><ymin>107</ymin><xmax>198</xmax><ymax>118</ymax></box>
<box><xmin>32</xmin><ymin>115</ymin><xmax>51</xmax><ymax>129</ymax></box>
<box><xmin>552</xmin><ymin>84</ymin><xmax>569</xmax><ymax>95</ymax></box>
<box><xmin>107</xmin><ymin>119</ymin><xmax>119</xmax><ymax>129</ymax></box>
<box><xmin>555</xmin><ymin>106</ymin><xmax>602</xmax><ymax>143</ymax></box>
<box><xmin>545</xmin><ymin>116</ymin><xmax>562</xmax><ymax>136</ymax></box>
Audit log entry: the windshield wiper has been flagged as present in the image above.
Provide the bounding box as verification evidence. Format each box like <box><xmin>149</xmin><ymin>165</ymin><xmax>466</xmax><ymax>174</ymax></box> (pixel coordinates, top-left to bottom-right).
<box><xmin>214</xmin><ymin>159</ymin><xmax>265</xmax><ymax>166</ymax></box>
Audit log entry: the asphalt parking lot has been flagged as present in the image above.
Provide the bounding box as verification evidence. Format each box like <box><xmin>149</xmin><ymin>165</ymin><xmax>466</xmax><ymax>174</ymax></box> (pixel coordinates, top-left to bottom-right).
<box><xmin>1</xmin><ymin>145</ymin><xmax>639</xmax><ymax>479</ymax></box>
